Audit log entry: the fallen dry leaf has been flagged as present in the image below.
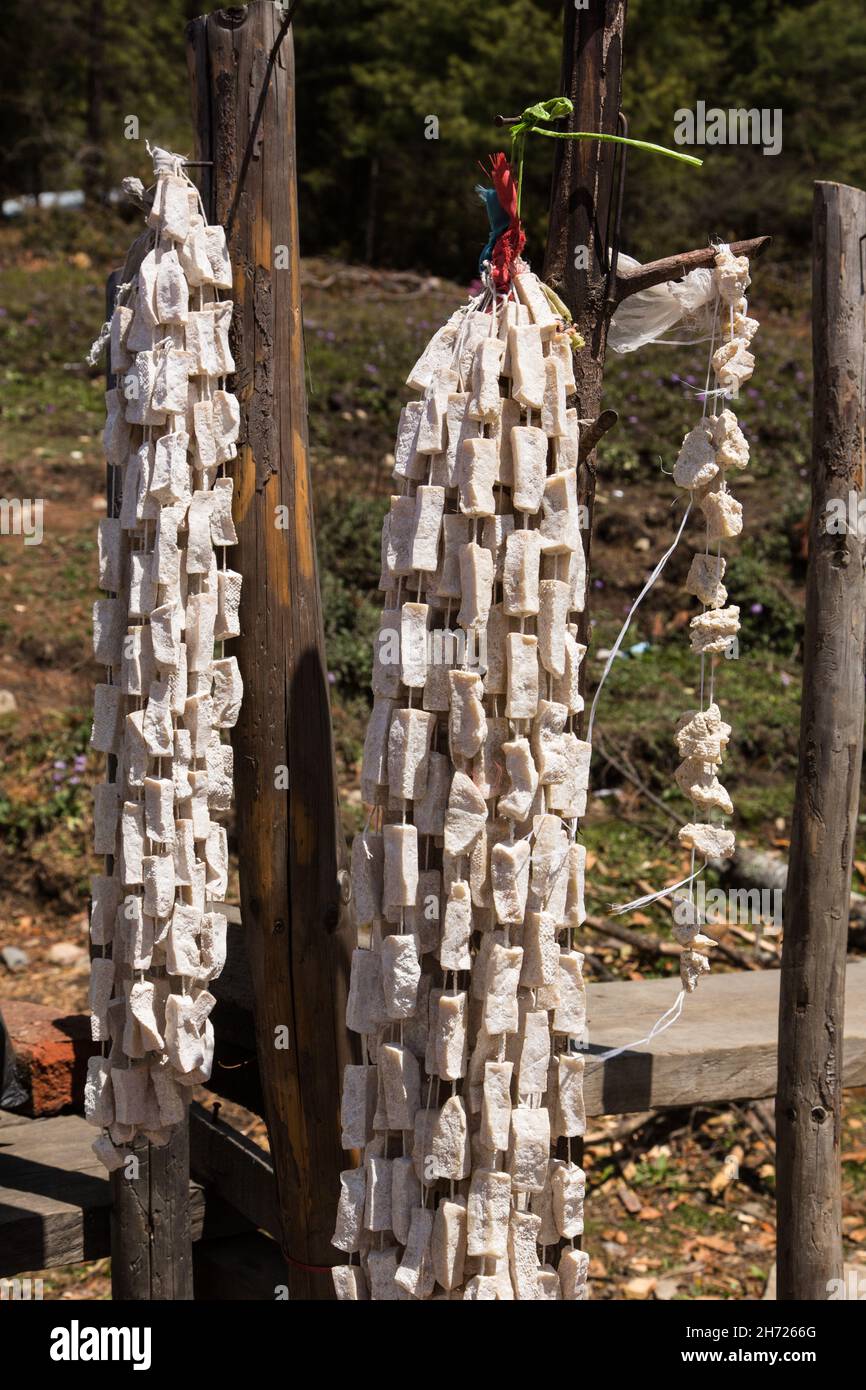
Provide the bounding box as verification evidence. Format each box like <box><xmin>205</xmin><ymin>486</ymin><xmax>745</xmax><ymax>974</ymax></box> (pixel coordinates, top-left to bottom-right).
<box><xmin>654</xmin><ymin>1276</ymin><xmax>681</xmax><ymax>1301</ymax></box>
<box><xmin>695</xmin><ymin>1235</ymin><xmax>737</xmax><ymax>1256</ymax></box>
<box><xmin>624</xmin><ymin>1276</ymin><xmax>657</xmax><ymax>1300</ymax></box>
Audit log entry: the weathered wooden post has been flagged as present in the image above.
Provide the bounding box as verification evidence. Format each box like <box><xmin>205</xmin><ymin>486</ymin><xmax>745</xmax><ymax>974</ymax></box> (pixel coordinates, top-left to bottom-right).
<box><xmin>111</xmin><ymin>1132</ymin><xmax>194</xmax><ymax>1299</ymax></box>
<box><xmin>186</xmin><ymin>0</ymin><xmax>355</xmax><ymax>1298</ymax></box>
<box><xmin>776</xmin><ymin>180</ymin><xmax>866</xmax><ymax>1301</ymax></box>
<box><xmin>543</xmin><ymin>0</ymin><xmax>627</xmax><ymax>655</ymax></box>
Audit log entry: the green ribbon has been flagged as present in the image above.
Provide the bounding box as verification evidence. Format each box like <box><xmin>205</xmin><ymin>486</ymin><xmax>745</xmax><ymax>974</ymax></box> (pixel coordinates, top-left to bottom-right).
<box><xmin>509</xmin><ymin>97</ymin><xmax>702</xmax><ymax>216</ymax></box>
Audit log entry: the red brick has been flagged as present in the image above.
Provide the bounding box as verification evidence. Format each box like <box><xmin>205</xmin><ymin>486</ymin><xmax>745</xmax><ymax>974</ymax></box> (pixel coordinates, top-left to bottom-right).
<box><xmin>1</xmin><ymin>999</ymin><xmax>95</xmax><ymax>1115</ymax></box>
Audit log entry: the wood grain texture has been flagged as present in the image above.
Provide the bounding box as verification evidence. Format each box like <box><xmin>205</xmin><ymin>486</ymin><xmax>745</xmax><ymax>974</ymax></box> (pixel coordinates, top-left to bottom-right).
<box><xmin>613</xmin><ymin>236</ymin><xmax>771</xmax><ymax>302</ymax></box>
<box><xmin>776</xmin><ymin>180</ymin><xmax>866</xmax><ymax>1302</ymax></box>
<box><xmin>585</xmin><ymin>960</ymin><xmax>866</xmax><ymax>1116</ymax></box>
<box><xmin>110</xmin><ymin>1125</ymin><xmax>194</xmax><ymax>1300</ymax></box>
<box><xmin>186</xmin><ymin>1</ymin><xmax>355</xmax><ymax>1298</ymax></box>
<box><xmin>189</xmin><ymin>1100</ymin><xmax>281</xmax><ymax>1241</ymax></box>
<box><xmin>0</xmin><ymin>1112</ymin><xmax>204</xmax><ymax>1279</ymax></box>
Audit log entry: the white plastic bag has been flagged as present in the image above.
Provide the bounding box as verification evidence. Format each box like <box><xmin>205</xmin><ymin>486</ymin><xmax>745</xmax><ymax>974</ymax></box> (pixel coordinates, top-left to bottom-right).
<box><xmin>608</xmin><ymin>253</ymin><xmax>715</xmax><ymax>354</ymax></box>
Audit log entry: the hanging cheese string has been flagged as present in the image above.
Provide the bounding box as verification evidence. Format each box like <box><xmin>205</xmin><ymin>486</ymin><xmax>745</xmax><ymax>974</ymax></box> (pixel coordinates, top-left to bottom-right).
<box><xmin>585</xmin><ymin>987</ymin><xmax>687</xmax><ymax>1071</ymax></box>
<box><xmin>590</xmin><ymin>243</ymin><xmax>758</xmax><ymax>1009</ymax></box>
<box><xmin>86</xmin><ymin>143</ymin><xmax>242</xmax><ymax>1171</ymax></box>
<box><xmin>609</xmin><ymin>860</ymin><xmax>709</xmax><ymax>918</ymax></box>
<box><xmin>338</xmin><ymin>151</ymin><xmax>592</xmax><ymax>1298</ymax></box>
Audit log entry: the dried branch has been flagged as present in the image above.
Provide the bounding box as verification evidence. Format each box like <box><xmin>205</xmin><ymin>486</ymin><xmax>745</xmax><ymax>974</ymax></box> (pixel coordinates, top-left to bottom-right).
<box><xmin>613</xmin><ymin>235</ymin><xmax>771</xmax><ymax>304</ymax></box>
<box><xmin>585</xmin><ymin>906</ymin><xmax>758</xmax><ymax>972</ymax></box>
<box><xmin>584</xmin><ymin>914</ymin><xmax>679</xmax><ymax>957</ymax></box>
<box><xmin>583</xmin><ymin>1111</ymin><xmax>656</xmax><ymax>1146</ymax></box>
<box><xmin>578</xmin><ymin>409</ymin><xmax>618</xmax><ymax>462</ymax></box>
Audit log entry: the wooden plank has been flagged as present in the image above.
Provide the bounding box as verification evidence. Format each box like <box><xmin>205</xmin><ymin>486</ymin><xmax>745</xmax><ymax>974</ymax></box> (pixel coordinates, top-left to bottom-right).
<box><xmin>0</xmin><ymin>1112</ymin><xmax>205</xmax><ymax>1278</ymax></box>
<box><xmin>185</xmin><ymin>0</ymin><xmax>355</xmax><ymax>1298</ymax></box>
<box><xmin>189</xmin><ymin>1101</ymin><xmax>280</xmax><ymax>1241</ymax></box>
<box><xmin>583</xmin><ymin>960</ymin><xmax>866</xmax><ymax>1116</ymax></box>
<box><xmin>776</xmin><ymin>181</ymin><xmax>866</xmax><ymax>1302</ymax></box>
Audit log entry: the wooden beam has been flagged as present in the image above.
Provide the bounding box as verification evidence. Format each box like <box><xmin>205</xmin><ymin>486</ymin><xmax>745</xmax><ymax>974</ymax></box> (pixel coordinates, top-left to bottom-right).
<box><xmin>189</xmin><ymin>1101</ymin><xmax>281</xmax><ymax>1241</ymax></box>
<box><xmin>185</xmin><ymin>0</ymin><xmax>355</xmax><ymax>1298</ymax></box>
<box><xmin>585</xmin><ymin>961</ymin><xmax>866</xmax><ymax>1116</ymax></box>
<box><xmin>202</xmin><ymin>918</ymin><xmax>866</xmax><ymax>1116</ymax></box>
<box><xmin>775</xmin><ymin>180</ymin><xmax>866</xmax><ymax>1303</ymax></box>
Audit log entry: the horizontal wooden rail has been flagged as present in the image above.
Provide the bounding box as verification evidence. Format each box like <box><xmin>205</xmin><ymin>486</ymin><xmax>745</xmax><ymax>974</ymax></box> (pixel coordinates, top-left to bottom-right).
<box><xmin>583</xmin><ymin>962</ymin><xmax>866</xmax><ymax>1114</ymax></box>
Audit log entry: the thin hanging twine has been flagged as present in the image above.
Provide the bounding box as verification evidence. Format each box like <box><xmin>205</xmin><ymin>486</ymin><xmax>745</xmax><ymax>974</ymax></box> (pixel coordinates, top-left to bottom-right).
<box><xmin>583</xmin><ymin>988</ymin><xmax>686</xmax><ymax>1070</ymax></box>
<box><xmin>586</xmin><ymin>497</ymin><xmax>692</xmax><ymax>746</ymax></box>
<box><xmin>508</xmin><ymin>97</ymin><xmax>703</xmax><ymax>218</ymax></box>
<box><xmin>609</xmin><ymin>859</ymin><xmax>707</xmax><ymax>917</ymax></box>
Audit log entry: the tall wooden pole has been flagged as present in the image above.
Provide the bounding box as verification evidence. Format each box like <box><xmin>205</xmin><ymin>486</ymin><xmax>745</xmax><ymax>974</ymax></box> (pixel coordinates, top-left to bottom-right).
<box><xmin>186</xmin><ymin>0</ymin><xmax>355</xmax><ymax>1298</ymax></box>
<box><xmin>776</xmin><ymin>181</ymin><xmax>866</xmax><ymax>1301</ymax></box>
<box><xmin>541</xmin><ymin>0</ymin><xmax>768</xmax><ymax>669</ymax></box>
<box><xmin>543</xmin><ymin>0</ymin><xmax>627</xmax><ymax>658</ymax></box>
<box><xmin>541</xmin><ymin>0</ymin><xmax>627</xmax><ymax>1192</ymax></box>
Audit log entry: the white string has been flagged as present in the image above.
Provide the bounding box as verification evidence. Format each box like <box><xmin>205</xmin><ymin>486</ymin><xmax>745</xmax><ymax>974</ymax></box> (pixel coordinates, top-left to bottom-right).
<box><xmin>585</xmin><ymin>498</ymin><xmax>692</xmax><ymax>745</ymax></box>
<box><xmin>608</xmin><ymin>860</ymin><xmax>707</xmax><ymax>916</ymax></box>
<box><xmin>584</xmin><ymin>988</ymin><xmax>686</xmax><ymax>1069</ymax></box>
